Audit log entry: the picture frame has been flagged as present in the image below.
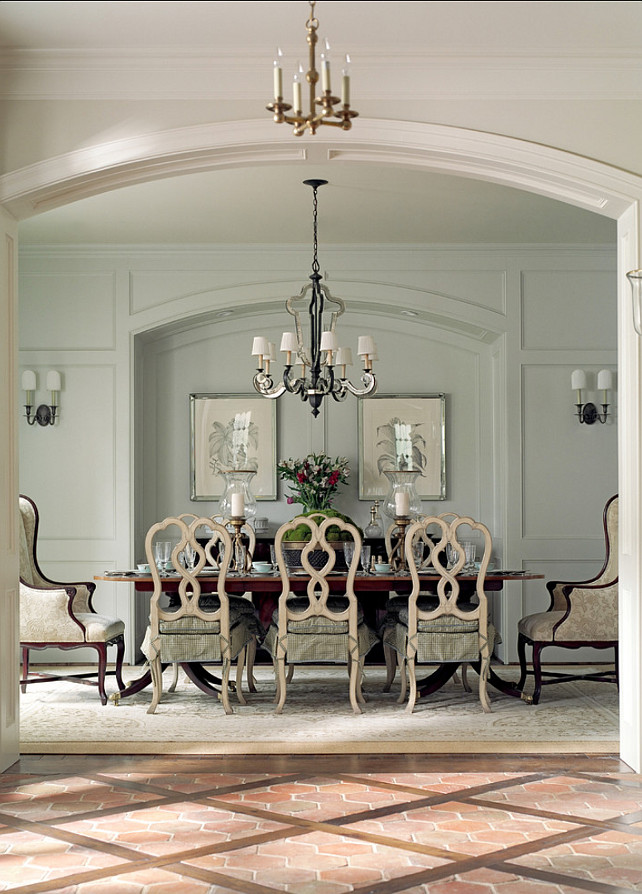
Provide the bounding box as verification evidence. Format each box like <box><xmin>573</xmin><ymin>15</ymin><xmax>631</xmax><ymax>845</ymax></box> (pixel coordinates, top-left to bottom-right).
<box><xmin>358</xmin><ymin>394</ymin><xmax>446</xmax><ymax>500</ymax></box>
<box><xmin>190</xmin><ymin>394</ymin><xmax>277</xmax><ymax>501</ymax></box>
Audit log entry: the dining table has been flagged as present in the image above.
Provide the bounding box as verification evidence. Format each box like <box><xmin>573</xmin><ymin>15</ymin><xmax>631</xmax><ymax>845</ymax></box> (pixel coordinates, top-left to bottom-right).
<box><xmin>95</xmin><ymin>569</ymin><xmax>543</xmax><ymax>704</ymax></box>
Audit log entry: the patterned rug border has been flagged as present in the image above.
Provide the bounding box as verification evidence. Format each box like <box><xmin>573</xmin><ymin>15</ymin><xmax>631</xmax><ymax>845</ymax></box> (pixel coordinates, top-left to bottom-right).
<box><xmin>19</xmin><ymin>664</ymin><xmax>620</xmax><ymax>756</ymax></box>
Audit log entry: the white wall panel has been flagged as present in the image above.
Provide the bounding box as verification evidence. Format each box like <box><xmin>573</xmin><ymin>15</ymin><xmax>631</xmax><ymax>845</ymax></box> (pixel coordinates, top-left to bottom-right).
<box><xmin>522</xmin><ymin>364</ymin><xmax>617</xmax><ymax>539</ymax></box>
<box><xmin>19</xmin><ymin>272</ymin><xmax>116</xmax><ymax>350</ymax></box>
<box><xmin>521</xmin><ymin>269</ymin><xmax>616</xmax><ymax>351</ymax></box>
<box><xmin>19</xmin><ymin>363</ymin><xmax>116</xmax><ymax>540</ymax></box>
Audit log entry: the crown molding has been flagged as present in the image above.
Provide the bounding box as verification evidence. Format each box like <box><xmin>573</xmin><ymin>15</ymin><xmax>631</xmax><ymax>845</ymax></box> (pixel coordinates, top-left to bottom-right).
<box><xmin>1</xmin><ymin>49</ymin><xmax>640</xmax><ymax>101</ymax></box>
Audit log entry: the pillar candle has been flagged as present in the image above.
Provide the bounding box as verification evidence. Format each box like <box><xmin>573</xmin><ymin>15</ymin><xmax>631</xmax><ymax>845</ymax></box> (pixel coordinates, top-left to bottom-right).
<box><xmin>395</xmin><ymin>492</ymin><xmax>410</xmax><ymax>516</ymax></box>
<box><xmin>231</xmin><ymin>493</ymin><xmax>244</xmax><ymax>517</ymax></box>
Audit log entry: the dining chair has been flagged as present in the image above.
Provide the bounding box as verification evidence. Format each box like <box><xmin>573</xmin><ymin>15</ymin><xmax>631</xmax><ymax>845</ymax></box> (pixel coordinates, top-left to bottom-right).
<box><xmin>142</xmin><ymin>515</ymin><xmax>261</xmax><ymax>714</ymax></box>
<box><xmin>383</xmin><ymin>513</ymin><xmax>494</xmax><ymax>713</ymax></box>
<box><xmin>517</xmin><ymin>494</ymin><xmax>618</xmax><ymax>704</ymax></box>
<box><xmin>19</xmin><ymin>493</ymin><xmax>125</xmax><ymax>705</ymax></box>
<box><xmin>380</xmin><ymin>517</ymin><xmax>474</xmax><ymax>693</ymax></box>
<box><xmin>265</xmin><ymin>514</ymin><xmax>379</xmax><ymax>714</ymax></box>
<box><xmin>164</xmin><ymin>513</ymin><xmax>259</xmax><ymax>694</ymax></box>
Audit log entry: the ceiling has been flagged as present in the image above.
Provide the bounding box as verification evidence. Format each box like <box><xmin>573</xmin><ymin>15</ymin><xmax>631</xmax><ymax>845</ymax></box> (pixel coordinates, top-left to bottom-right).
<box><xmin>3</xmin><ymin>1</ymin><xmax>630</xmax><ymax>247</ymax></box>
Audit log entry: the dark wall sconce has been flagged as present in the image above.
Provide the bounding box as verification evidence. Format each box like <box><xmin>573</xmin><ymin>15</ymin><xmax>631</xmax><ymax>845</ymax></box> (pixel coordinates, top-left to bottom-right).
<box><xmin>572</xmin><ymin>368</ymin><xmax>613</xmax><ymax>425</ymax></box>
<box><xmin>22</xmin><ymin>370</ymin><xmax>61</xmax><ymax>426</ymax></box>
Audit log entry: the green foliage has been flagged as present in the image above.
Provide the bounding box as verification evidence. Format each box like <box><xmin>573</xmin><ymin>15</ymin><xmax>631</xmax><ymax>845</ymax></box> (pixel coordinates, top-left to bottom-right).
<box><xmin>282</xmin><ymin>510</ymin><xmax>362</xmax><ymax>542</ymax></box>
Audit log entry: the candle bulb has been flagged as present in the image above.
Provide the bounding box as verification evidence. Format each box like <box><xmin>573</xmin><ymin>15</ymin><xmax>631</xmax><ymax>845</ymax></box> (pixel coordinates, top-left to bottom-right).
<box><xmin>293</xmin><ymin>64</ymin><xmax>302</xmax><ymax>114</ymax></box>
<box><xmin>273</xmin><ymin>48</ymin><xmax>283</xmax><ymax>99</ymax></box>
<box><xmin>321</xmin><ymin>39</ymin><xmax>331</xmax><ymax>92</ymax></box>
<box><xmin>341</xmin><ymin>54</ymin><xmax>351</xmax><ymax>105</ymax></box>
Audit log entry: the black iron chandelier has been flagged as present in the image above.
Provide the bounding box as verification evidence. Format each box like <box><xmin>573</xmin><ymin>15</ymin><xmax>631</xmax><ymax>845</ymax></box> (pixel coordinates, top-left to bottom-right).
<box><xmin>251</xmin><ymin>179</ymin><xmax>378</xmax><ymax>417</ymax></box>
<box><xmin>267</xmin><ymin>0</ymin><xmax>358</xmax><ymax>137</ymax></box>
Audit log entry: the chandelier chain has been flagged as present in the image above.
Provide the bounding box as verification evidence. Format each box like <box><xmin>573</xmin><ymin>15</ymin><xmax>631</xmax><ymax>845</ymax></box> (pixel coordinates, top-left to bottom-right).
<box><xmin>311</xmin><ymin>184</ymin><xmax>320</xmax><ymax>276</ymax></box>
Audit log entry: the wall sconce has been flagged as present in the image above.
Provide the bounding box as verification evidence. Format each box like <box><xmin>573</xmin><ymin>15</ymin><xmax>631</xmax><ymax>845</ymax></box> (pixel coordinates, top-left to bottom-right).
<box><xmin>572</xmin><ymin>368</ymin><xmax>612</xmax><ymax>424</ymax></box>
<box><xmin>626</xmin><ymin>269</ymin><xmax>642</xmax><ymax>336</ymax></box>
<box><xmin>22</xmin><ymin>370</ymin><xmax>61</xmax><ymax>426</ymax></box>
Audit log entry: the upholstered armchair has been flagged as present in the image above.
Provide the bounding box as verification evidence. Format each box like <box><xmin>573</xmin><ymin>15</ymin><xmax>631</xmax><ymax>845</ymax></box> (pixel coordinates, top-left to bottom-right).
<box><xmin>19</xmin><ymin>494</ymin><xmax>125</xmax><ymax>704</ymax></box>
<box><xmin>517</xmin><ymin>494</ymin><xmax>618</xmax><ymax>704</ymax></box>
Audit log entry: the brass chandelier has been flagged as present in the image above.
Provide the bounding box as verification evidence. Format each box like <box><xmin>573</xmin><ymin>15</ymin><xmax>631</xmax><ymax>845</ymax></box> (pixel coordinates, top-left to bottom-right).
<box><xmin>251</xmin><ymin>179</ymin><xmax>378</xmax><ymax>417</ymax></box>
<box><xmin>267</xmin><ymin>0</ymin><xmax>358</xmax><ymax>137</ymax></box>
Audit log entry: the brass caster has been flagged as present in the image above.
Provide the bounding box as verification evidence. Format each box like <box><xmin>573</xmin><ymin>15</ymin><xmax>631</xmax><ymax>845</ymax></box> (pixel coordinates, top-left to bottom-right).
<box><xmin>109</xmin><ymin>693</ymin><xmax>120</xmax><ymax>706</ymax></box>
<box><xmin>521</xmin><ymin>692</ymin><xmax>533</xmax><ymax>705</ymax></box>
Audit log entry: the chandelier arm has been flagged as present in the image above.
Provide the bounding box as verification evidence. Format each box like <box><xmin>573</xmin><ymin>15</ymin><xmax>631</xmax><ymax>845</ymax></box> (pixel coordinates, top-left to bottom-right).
<box><xmin>341</xmin><ymin>372</ymin><xmax>378</xmax><ymax>398</ymax></box>
<box><xmin>283</xmin><ymin>367</ymin><xmax>306</xmax><ymax>396</ymax></box>
<box><xmin>253</xmin><ymin>371</ymin><xmax>287</xmax><ymax>399</ymax></box>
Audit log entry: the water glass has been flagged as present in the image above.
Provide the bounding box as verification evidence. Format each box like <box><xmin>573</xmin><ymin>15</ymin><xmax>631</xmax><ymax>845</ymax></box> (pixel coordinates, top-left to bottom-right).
<box><xmin>360</xmin><ymin>545</ymin><xmax>371</xmax><ymax>574</ymax></box>
<box><xmin>154</xmin><ymin>540</ymin><xmax>171</xmax><ymax>575</ymax></box>
<box><xmin>463</xmin><ymin>541</ymin><xmax>477</xmax><ymax>570</ymax></box>
<box><xmin>269</xmin><ymin>544</ymin><xmax>277</xmax><ymax>567</ymax></box>
<box><xmin>412</xmin><ymin>538</ymin><xmax>424</xmax><ymax>568</ymax></box>
<box><xmin>343</xmin><ymin>541</ymin><xmax>356</xmax><ymax>568</ymax></box>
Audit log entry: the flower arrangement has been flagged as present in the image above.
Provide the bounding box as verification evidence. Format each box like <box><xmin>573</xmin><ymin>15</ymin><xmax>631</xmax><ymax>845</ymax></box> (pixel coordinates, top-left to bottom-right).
<box><xmin>277</xmin><ymin>452</ymin><xmax>350</xmax><ymax>512</ymax></box>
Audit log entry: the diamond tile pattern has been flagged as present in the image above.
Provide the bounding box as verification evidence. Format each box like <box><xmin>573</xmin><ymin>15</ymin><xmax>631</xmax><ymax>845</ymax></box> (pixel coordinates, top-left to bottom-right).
<box><xmin>0</xmin><ymin>753</ymin><xmax>639</xmax><ymax>893</ymax></box>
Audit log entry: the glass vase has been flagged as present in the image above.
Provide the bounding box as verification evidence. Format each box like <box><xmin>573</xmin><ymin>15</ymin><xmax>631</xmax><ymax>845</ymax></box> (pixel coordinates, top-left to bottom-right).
<box><xmin>382</xmin><ymin>469</ymin><xmax>422</xmax><ymax>520</ymax></box>
<box><xmin>218</xmin><ymin>469</ymin><xmax>257</xmax><ymax>520</ymax></box>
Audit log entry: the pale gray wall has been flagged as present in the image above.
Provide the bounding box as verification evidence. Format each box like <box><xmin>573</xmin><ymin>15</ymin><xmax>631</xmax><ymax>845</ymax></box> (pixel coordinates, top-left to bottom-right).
<box><xmin>18</xmin><ymin>243</ymin><xmax>617</xmax><ymax>663</ymax></box>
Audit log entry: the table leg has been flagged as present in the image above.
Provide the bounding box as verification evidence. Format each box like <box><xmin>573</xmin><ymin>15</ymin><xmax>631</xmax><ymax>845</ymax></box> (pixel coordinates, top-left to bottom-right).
<box><xmin>469</xmin><ymin>661</ymin><xmax>530</xmax><ymax>701</ymax></box>
<box><xmin>181</xmin><ymin>663</ymin><xmax>223</xmax><ymax>696</ymax></box>
<box><xmin>109</xmin><ymin>666</ymin><xmax>160</xmax><ymax>704</ymax></box>
<box><xmin>416</xmin><ymin>663</ymin><xmax>459</xmax><ymax>697</ymax></box>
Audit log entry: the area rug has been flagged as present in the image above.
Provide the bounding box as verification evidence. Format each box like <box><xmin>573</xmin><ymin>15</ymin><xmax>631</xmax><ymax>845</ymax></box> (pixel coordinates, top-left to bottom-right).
<box><xmin>19</xmin><ymin>665</ymin><xmax>619</xmax><ymax>755</ymax></box>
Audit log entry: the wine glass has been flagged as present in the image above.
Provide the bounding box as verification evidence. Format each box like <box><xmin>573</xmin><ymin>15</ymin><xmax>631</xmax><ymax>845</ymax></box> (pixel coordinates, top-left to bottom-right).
<box><xmin>343</xmin><ymin>541</ymin><xmax>356</xmax><ymax>568</ymax></box>
<box><xmin>184</xmin><ymin>542</ymin><xmax>198</xmax><ymax>572</ymax></box>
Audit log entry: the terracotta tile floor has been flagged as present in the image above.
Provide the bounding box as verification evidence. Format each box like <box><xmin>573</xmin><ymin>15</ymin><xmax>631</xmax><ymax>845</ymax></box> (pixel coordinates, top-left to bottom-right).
<box><xmin>1</xmin><ymin>753</ymin><xmax>640</xmax><ymax>893</ymax></box>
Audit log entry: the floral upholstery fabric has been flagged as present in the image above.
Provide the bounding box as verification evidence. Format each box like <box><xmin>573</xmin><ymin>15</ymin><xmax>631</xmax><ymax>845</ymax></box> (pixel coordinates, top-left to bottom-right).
<box><xmin>520</xmin><ymin>582</ymin><xmax>618</xmax><ymax>643</ymax></box>
<box><xmin>19</xmin><ymin>495</ymin><xmax>122</xmax><ymax>644</ymax></box>
<box><xmin>523</xmin><ymin>496</ymin><xmax>618</xmax><ymax>644</ymax></box>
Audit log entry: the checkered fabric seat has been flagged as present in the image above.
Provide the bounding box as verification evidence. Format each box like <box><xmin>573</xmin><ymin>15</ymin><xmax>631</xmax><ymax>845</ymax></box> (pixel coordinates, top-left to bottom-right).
<box><xmin>264</xmin><ymin>514</ymin><xmax>379</xmax><ymax>714</ymax></box>
<box><xmin>382</xmin><ymin>514</ymin><xmax>494</xmax><ymax>714</ymax></box>
<box><xmin>142</xmin><ymin>515</ymin><xmax>260</xmax><ymax>715</ymax></box>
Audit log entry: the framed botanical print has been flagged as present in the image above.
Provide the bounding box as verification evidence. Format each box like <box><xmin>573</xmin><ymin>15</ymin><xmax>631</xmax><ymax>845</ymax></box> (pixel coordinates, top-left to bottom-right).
<box><xmin>190</xmin><ymin>394</ymin><xmax>277</xmax><ymax>501</ymax></box>
<box><xmin>358</xmin><ymin>394</ymin><xmax>446</xmax><ymax>500</ymax></box>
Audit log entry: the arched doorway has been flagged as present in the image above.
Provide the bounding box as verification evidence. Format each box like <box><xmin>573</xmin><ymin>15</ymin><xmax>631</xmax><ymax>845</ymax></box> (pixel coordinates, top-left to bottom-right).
<box><xmin>3</xmin><ymin>118</ymin><xmax>641</xmax><ymax>769</ymax></box>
